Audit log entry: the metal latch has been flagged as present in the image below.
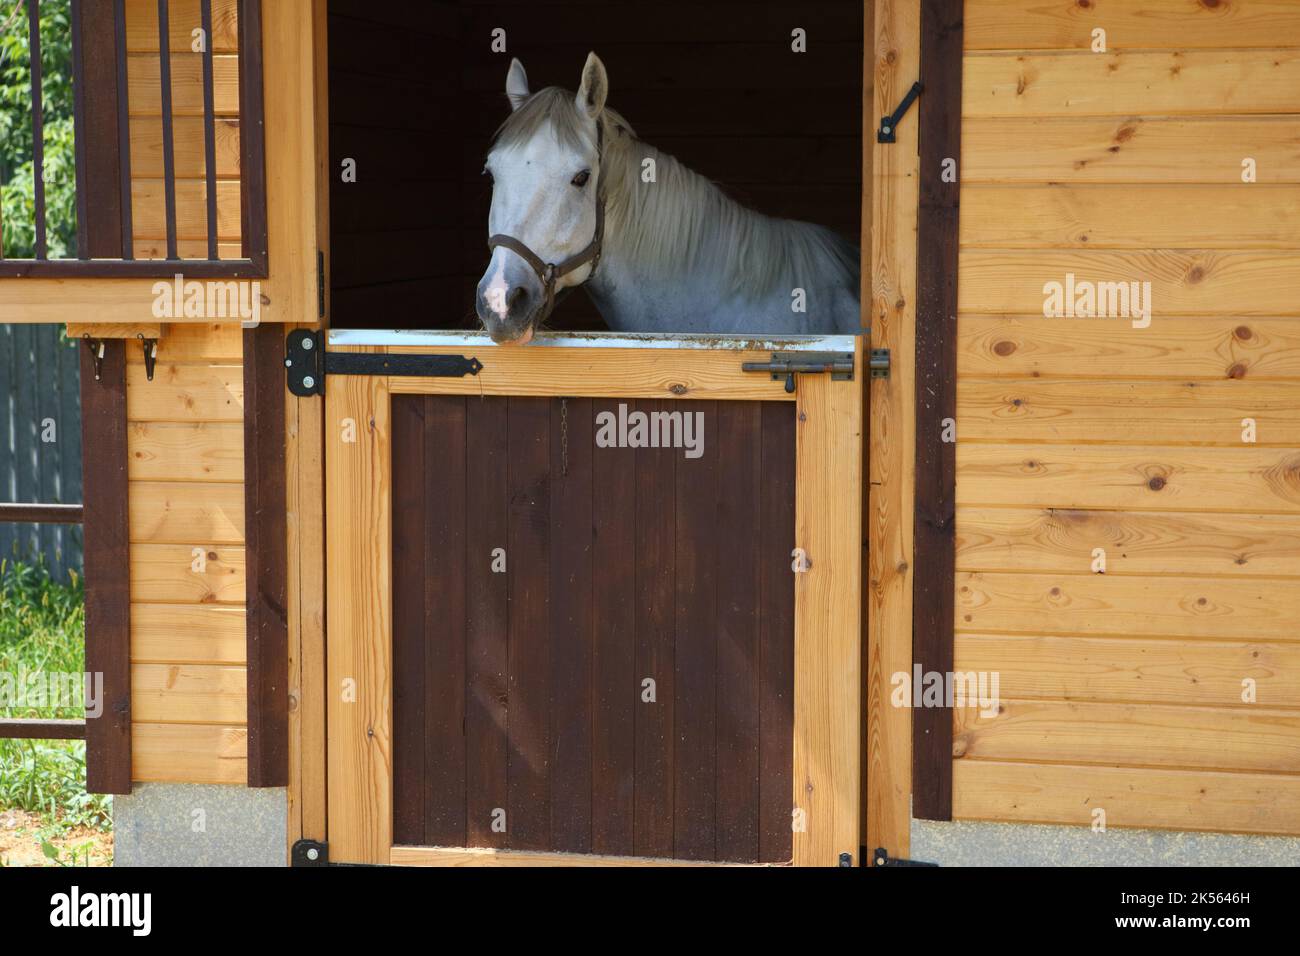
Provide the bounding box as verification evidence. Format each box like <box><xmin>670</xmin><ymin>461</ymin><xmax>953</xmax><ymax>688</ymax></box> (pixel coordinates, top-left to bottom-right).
<box><xmin>878</xmin><ymin>81</ymin><xmax>923</xmax><ymax>143</ymax></box>
<box><xmin>741</xmin><ymin>351</ymin><xmax>853</xmax><ymax>394</ymax></box>
<box><xmin>285</xmin><ymin>329</ymin><xmax>484</xmax><ymax>397</ymax></box>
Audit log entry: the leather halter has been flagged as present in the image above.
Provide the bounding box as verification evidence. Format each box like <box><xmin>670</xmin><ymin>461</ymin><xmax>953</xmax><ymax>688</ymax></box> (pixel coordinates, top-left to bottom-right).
<box><xmin>487</xmin><ymin>121</ymin><xmax>607</xmax><ymax>325</ymax></box>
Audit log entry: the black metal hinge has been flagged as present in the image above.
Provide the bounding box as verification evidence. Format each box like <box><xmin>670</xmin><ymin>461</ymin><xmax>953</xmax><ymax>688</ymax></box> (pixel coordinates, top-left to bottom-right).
<box><xmin>291</xmin><ymin>839</ymin><xmax>329</xmax><ymax>867</ymax></box>
<box><xmin>877</xmin><ymin>81</ymin><xmax>923</xmax><ymax>143</ymax></box>
<box><xmin>870</xmin><ymin>348</ymin><xmax>891</xmax><ymax>379</ymax></box>
<box><xmin>870</xmin><ymin>847</ymin><xmax>938</xmax><ymax>867</ymax></box>
<box><xmin>285</xmin><ymin>329</ymin><xmax>484</xmax><ymax>397</ymax></box>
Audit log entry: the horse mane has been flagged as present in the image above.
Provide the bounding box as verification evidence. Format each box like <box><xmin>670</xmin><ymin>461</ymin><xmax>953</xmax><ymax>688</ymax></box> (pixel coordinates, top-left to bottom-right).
<box><xmin>491</xmin><ymin>86</ymin><xmax>859</xmax><ymax>300</ymax></box>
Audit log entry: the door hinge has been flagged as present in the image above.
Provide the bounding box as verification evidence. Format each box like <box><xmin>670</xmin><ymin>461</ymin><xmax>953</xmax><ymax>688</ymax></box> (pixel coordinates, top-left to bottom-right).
<box><xmin>871</xmin><ymin>847</ymin><xmax>938</xmax><ymax>867</ymax></box>
<box><xmin>285</xmin><ymin>329</ymin><xmax>484</xmax><ymax>397</ymax></box>
<box><xmin>878</xmin><ymin>81</ymin><xmax>923</xmax><ymax>143</ymax></box>
<box><xmin>316</xmin><ymin>251</ymin><xmax>326</xmax><ymax>319</ymax></box>
<box><xmin>291</xmin><ymin>839</ymin><xmax>329</xmax><ymax>867</ymax></box>
<box><xmin>870</xmin><ymin>348</ymin><xmax>891</xmax><ymax>379</ymax></box>
<box><xmin>740</xmin><ymin>350</ymin><xmax>853</xmax><ymax>394</ymax></box>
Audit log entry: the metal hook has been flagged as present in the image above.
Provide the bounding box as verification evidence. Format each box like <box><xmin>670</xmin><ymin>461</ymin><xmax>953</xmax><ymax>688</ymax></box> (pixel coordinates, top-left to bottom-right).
<box><xmin>138</xmin><ymin>333</ymin><xmax>158</xmax><ymax>382</ymax></box>
<box><xmin>82</xmin><ymin>334</ymin><xmax>105</xmax><ymax>382</ymax></box>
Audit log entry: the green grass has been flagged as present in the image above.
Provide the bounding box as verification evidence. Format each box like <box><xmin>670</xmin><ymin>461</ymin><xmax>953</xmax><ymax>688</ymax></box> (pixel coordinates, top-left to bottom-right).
<box><xmin>0</xmin><ymin>560</ymin><xmax>111</xmax><ymax>833</ymax></box>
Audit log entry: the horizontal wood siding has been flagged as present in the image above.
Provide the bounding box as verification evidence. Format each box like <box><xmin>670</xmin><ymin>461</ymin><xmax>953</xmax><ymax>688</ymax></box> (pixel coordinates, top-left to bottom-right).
<box><xmin>955</xmin><ymin>0</ymin><xmax>1300</xmax><ymax>835</ymax></box>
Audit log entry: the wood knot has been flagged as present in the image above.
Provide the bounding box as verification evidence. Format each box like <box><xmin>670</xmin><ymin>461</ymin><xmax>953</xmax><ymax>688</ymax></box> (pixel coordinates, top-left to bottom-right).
<box><xmin>1234</xmin><ymin>325</ymin><xmax>1253</xmax><ymax>340</ymax></box>
<box><xmin>993</xmin><ymin>340</ymin><xmax>1016</xmax><ymax>356</ymax></box>
<box><xmin>1188</xmin><ymin>265</ymin><xmax>1205</xmax><ymax>283</ymax></box>
<box><xmin>1227</xmin><ymin>362</ymin><xmax>1247</xmax><ymax>379</ymax></box>
<box><xmin>1148</xmin><ymin>476</ymin><xmax>1166</xmax><ymax>491</ymax></box>
<box><xmin>668</xmin><ymin>383</ymin><xmax>688</xmax><ymax>396</ymax></box>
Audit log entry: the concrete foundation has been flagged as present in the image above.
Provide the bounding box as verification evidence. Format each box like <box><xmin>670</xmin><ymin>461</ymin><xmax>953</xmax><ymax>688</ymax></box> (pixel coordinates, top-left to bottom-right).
<box><xmin>113</xmin><ymin>783</ymin><xmax>286</xmax><ymax>867</ymax></box>
<box><xmin>912</xmin><ymin>817</ymin><xmax>1300</xmax><ymax>867</ymax></box>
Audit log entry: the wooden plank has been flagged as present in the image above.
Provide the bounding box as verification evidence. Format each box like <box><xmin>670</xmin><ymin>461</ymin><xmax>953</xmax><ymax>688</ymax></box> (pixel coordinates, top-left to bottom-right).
<box><xmin>955</xmin><ymin>633</ymin><xmax>1300</xmax><ymax>708</ymax></box>
<box><xmin>961</xmin><ymin>185</ymin><xmax>1300</xmax><ymax>250</ymax></box>
<box><xmin>422</xmin><ymin>396</ymin><xmax>468</xmax><ymax>847</ymax></box>
<box><xmin>952</xmin><ymin>761</ymin><xmax>1300</xmax><ymax>836</ymax></box>
<box><xmin>957</xmin><ymin>443</ymin><xmax>1300</xmax><ymax>513</ymax></box>
<box><xmin>129</xmin><ymin>543</ymin><xmax>245</xmax><ymax>604</ymax></box>
<box><xmin>912</xmin><ymin>0</ymin><xmax>961</xmax><ymax>823</ymax></box>
<box><xmin>956</xmin><ymin>507</ymin><xmax>1300</xmax><ymax>578</ymax></box>
<box><xmin>130</xmin><ymin>116</ymin><xmax>241</xmax><ymax>178</ymax></box>
<box><xmin>634</xmin><ymin>399</ymin><xmax>676</xmax><ymax>858</ymax></box>
<box><xmin>957</xmin><ymin>378</ymin><xmax>1300</xmax><ymax>446</ymax></box>
<box><xmin>131</xmin><ymin>179</ymin><xmax>242</xmax><ymax>241</ymax></box>
<box><xmin>958</xmin><ymin>571</ymin><xmax>1300</xmax><ymax>642</ymax></box>
<box><xmin>390</xmin><ymin>845</ymin><xmax>774</xmax><ymax>868</ymax></box>
<box><xmin>389</xmin><ymin>395</ymin><xmax>427</xmax><ymax>846</ymax></box>
<box><xmin>793</xmin><ymin>372</ymin><xmax>862</xmax><ymax>865</ymax></box>
<box><xmin>132</xmin><ymin>239</ymin><xmax>245</xmax><ymax>260</ymax></box>
<box><xmin>954</xmin><ymin>700</ymin><xmax>1300</xmax><ymax>774</ymax></box>
<box><xmin>132</xmin><ymin>603</ymin><xmax>246</xmax><ymax>664</ymax></box>
<box><xmin>244</xmin><ymin>324</ymin><xmax>289</xmax><ymax>788</ymax></box>
<box><xmin>506</xmin><ymin>398</ymin><xmax>552</xmax><ymax>851</ymax></box>
<box><xmin>673</xmin><ymin>400</ymin><xmax>719</xmax><ymax>861</ymax></box>
<box><xmin>128</xmin><ymin>421</ymin><xmax>244</xmax><ymax>481</ymax></box>
<box><xmin>80</xmin><ymin>339</ymin><xmax>132</xmax><ymax>795</ymax></box>
<box><xmin>758</xmin><ymin>402</ymin><xmax>796</xmax><ymax>863</ymax></box>
<box><xmin>590</xmin><ymin>399</ymin><xmax>637</xmax><ymax>857</ymax></box>
<box><xmin>132</xmin><ymin>663</ymin><xmax>247</xmax><ymax>724</ymax></box>
<box><xmin>125</xmin><ymin>0</ymin><xmax>240</xmax><ymax>53</ymax></box>
<box><xmin>964</xmin><ymin>51</ymin><xmax>1300</xmax><ymax>117</ymax></box>
<box><xmin>962</xmin><ymin>117</ymin><xmax>1300</xmax><ymax>184</ymax></box>
<box><xmin>715</xmin><ymin>402</ymin><xmax>761</xmax><ymax>863</ymax></box>
<box><xmin>960</xmin><ymin>250</ymin><xmax>1300</xmax><ymax>317</ymax></box>
<box><xmin>958</xmin><ymin>315</ymin><xmax>1300</xmax><ymax>381</ymax></box>
<box><xmin>0</xmin><ymin>719</ymin><xmax>85</xmax><ymax>740</ymax></box>
<box><xmin>68</xmin><ymin>323</ymin><xmax>163</xmax><ymax>340</ymax></box>
<box><xmin>126</xmin><ymin>53</ymin><xmax>241</xmax><ymax>115</ymax></box>
<box><xmin>324</xmin><ymin>356</ymin><xmax>390</xmax><ymax>863</ymax></box>
<box><xmin>385</xmin><ymin>345</ymin><xmax>799</xmax><ymax>402</ymax></box>
<box><xmin>964</xmin><ymin>0</ymin><xmax>1300</xmax><ymax>51</ymax></box>
<box><xmin>128</xmin><ymin>481</ymin><xmax>244</xmax><ymax>544</ymax></box>
<box><xmin>75</xmin><ymin>0</ymin><xmax>126</xmax><ymax>258</ymax></box>
<box><xmin>132</xmin><ymin>723</ymin><xmax>246</xmax><ymax>784</ymax></box>
<box><xmin>130</xmin><ymin>323</ymin><xmax>244</xmax><ymax>363</ymax></box>
<box><xmin>549</xmin><ymin>397</ymin><xmax>594</xmax><ymax>854</ymax></box>
<box><xmin>464</xmin><ymin>396</ymin><xmax>510</xmax><ymax>849</ymax></box>
<box><xmin>126</xmin><ymin>363</ymin><xmax>244</xmax><ymax>421</ymax></box>
<box><xmin>865</xmin><ymin>0</ymin><xmax>917</xmax><ymax>862</ymax></box>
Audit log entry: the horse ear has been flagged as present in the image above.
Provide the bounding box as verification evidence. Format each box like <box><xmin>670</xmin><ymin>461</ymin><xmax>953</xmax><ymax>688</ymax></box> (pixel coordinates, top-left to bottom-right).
<box><xmin>506</xmin><ymin>58</ymin><xmax>530</xmax><ymax>111</ymax></box>
<box><xmin>575</xmin><ymin>52</ymin><xmax>608</xmax><ymax>120</ymax></box>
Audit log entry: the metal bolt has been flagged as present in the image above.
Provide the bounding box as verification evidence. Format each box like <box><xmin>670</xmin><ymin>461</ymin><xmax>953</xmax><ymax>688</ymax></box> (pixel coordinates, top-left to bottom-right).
<box><xmin>303</xmin><ymin>375</ymin><xmax>316</xmax><ymax>389</ymax></box>
<box><xmin>306</xmin><ymin>847</ymin><xmax>319</xmax><ymax>861</ymax></box>
<box><xmin>303</xmin><ymin>337</ymin><xmax>314</xmax><ymax>350</ymax></box>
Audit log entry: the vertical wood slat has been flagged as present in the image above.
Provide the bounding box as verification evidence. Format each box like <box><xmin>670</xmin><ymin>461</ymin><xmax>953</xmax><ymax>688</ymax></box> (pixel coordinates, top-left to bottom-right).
<box><xmin>590</xmin><ymin>399</ymin><xmax>637</xmax><ymax>856</ymax></box>
<box><xmin>70</xmin><ymin>0</ymin><xmax>88</xmax><ymax>258</ymax></box>
<box><xmin>74</xmin><ymin>0</ymin><xmax>126</xmax><ymax>259</ymax></box>
<box><xmin>674</xmin><ymin>400</ymin><xmax>719</xmax><ymax>861</ymax></box>
<box><xmin>912</xmin><ymin>0</ymin><xmax>963</xmax><ymax>822</ymax></box>
<box><xmin>506</xmin><ymin>397</ymin><xmax>551</xmax><ymax>850</ymax></box>
<box><xmin>113</xmin><ymin>0</ymin><xmax>134</xmax><ymax>257</ymax></box>
<box><xmin>156</xmin><ymin>0</ymin><xmax>179</xmax><ymax>260</ymax></box>
<box><xmin>422</xmin><ymin>396</ymin><xmax>467</xmax><ymax>847</ymax></box>
<box><xmin>244</xmin><ymin>325</ymin><xmax>288</xmax><ymax>787</ymax></box>
<box><xmin>464</xmin><ymin>396</ymin><xmax>509</xmax><ymax>848</ymax></box>
<box><xmin>390</xmin><ymin>396</ymin><xmax>426</xmax><ymax>845</ymax></box>
<box><xmin>237</xmin><ymin>0</ymin><xmax>269</xmax><ymax>267</ymax></box>
<box><xmin>633</xmin><ymin>399</ymin><xmax>675</xmax><ymax>858</ymax></box>
<box><xmin>200</xmin><ymin>0</ymin><xmax>220</xmax><ymax>259</ymax></box>
<box><xmin>28</xmin><ymin>0</ymin><xmax>47</xmax><ymax>259</ymax></box>
<box><xmin>80</xmin><ymin>339</ymin><xmax>130</xmax><ymax>794</ymax></box>
<box><xmin>549</xmin><ymin>397</ymin><xmax>594</xmax><ymax>854</ymax></box>
<box><xmin>758</xmin><ymin>402</ymin><xmax>796</xmax><ymax>862</ymax></box>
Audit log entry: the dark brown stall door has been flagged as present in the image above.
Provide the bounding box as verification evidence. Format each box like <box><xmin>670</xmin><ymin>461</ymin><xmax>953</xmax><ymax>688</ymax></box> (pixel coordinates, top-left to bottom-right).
<box><xmin>391</xmin><ymin>396</ymin><xmax>795</xmax><ymax>863</ymax></box>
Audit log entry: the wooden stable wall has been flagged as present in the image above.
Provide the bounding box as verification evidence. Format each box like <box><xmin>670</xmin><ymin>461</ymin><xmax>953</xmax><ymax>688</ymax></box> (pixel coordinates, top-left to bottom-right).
<box><xmin>126</xmin><ymin>0</ymin><xmax>244</xmax><ymax>260</ymax></box>
<box><xmin>952</xmin><ymin>0</ymin><xmax>1300</xmax><ymax>834</ymax></box>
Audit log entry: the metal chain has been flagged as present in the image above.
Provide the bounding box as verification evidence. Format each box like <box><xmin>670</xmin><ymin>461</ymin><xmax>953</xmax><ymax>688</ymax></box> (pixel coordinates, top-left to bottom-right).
<box><xmin>560</xmin><ymin>398</ymin><xmax>569</xmax><ymax>477</ymax></box>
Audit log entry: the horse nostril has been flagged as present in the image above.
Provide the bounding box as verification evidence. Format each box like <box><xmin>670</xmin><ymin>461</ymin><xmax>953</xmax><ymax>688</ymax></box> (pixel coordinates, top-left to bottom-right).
<box><xmin>508</xmin><ymin>286</ymin><xmax>528</xmax><ymax>310</ymax></box>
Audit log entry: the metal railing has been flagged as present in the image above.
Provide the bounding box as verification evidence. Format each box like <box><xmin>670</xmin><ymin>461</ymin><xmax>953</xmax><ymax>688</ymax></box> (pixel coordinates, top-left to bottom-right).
<box><xmin>0</xmin><ymin>501</ymin><xmax>86</xmax><ymax>740</ymax></box>
<box><xmin>0</xmin><ymin>0</ymin><xmax>267</xmax><ymax>278</ymax></box>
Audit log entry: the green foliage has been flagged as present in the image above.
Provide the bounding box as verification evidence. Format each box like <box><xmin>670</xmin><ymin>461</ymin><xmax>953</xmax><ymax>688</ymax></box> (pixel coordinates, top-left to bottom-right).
<box><xmin>0</xmin><ymin>561</ymin><xmax>109</xmax><ymax>833</ymax></box>
<box><xmin>0</xmin><ymin>0</ymin><xmax>77</xmax><ymax>258</ymax></box>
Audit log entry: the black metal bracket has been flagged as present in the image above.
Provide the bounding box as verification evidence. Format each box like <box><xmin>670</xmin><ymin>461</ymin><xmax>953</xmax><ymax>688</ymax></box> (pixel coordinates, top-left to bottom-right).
<box><xmin>138</xmin><ymin>334</ymin><xmax>158</xmax><ymax>382</ymax></box>
<box><xmin>870</xmin><ymin>348</ymin><xmax>891</xmax><ymax>379</ymax></box>
<box><xmin>291</xmin><ymin>839</ymin><xmax>329</xmax><ymax>867</ymax></box>
<box><xmin>82</xmin><ymin>334</ymin><xmax>105</xmax><ymax>381</ymax></box>
<box><xmin>877</xmin><ymin>81</ymin><xmax>923</xmax><ymax>143</ymax></box>
<box><xmin>740</xmin><ymin>350</ymin><xmax>854</xmax><ymax>394</ymax></box>
<box><xmin>871</xmin><ymin>847</ymin><xmax>938</xmax><ymax>867</ymax></box>
<box><xmin>285</xmin><ymin>329</ymin><xmax>484</xmax><ymax>397</ymax></box>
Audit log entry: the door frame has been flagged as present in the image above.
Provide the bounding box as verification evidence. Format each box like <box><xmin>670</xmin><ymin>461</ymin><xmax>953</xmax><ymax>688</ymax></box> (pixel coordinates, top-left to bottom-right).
<box><xmin>322</xmin><ymin>330</ymin><xmax>863</xmax><ymax>866</ymax></box>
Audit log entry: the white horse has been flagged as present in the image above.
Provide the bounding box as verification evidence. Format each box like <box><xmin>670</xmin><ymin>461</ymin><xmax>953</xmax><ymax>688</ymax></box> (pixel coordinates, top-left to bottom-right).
<box><xmin>476</xmin><ymin>53</ymin><xmax>861</xmax><ymax>344</ymax></box>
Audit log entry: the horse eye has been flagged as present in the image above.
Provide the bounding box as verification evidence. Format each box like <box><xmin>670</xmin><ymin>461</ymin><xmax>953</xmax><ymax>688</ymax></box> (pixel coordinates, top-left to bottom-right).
<box><xmin>571</xmin><ymin>169</ymin><xmax>591</xmax><ymax>187</ymax></box>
